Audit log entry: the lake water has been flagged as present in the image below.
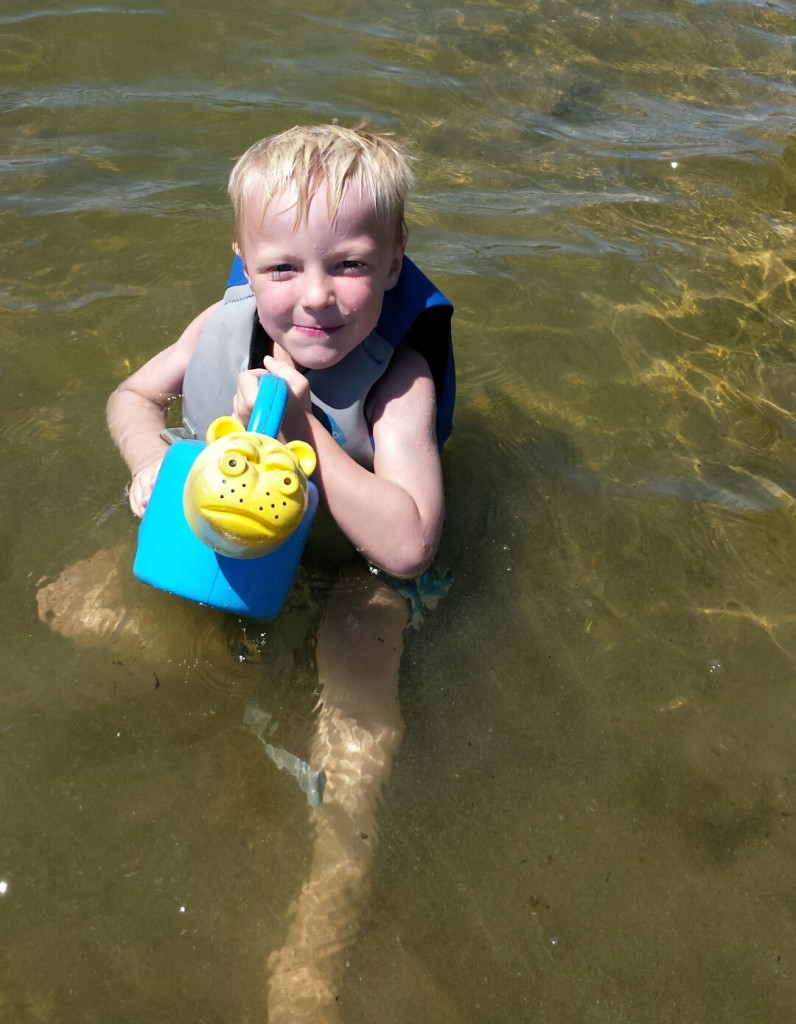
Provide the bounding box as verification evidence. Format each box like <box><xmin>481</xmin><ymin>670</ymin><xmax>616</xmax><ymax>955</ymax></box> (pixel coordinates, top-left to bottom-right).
<box><xmin>2</xmin><ymin>0</ymin><xmax>796</xmax><ymax>1021</ymax></box>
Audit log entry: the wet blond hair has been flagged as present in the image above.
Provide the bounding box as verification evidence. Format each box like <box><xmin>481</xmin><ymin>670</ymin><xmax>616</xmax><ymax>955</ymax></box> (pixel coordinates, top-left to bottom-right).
<box><xmin>228</xmin><ymin>123</ymin><xmax>414</xmax><ymax>250</ymax></box>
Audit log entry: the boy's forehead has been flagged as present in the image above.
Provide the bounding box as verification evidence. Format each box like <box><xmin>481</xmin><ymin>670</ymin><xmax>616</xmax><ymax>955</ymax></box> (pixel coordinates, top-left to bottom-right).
<box><xmin>243</xmin><ymin>183</ymin><xmax>389</xmax><ymax>237</ymax></box>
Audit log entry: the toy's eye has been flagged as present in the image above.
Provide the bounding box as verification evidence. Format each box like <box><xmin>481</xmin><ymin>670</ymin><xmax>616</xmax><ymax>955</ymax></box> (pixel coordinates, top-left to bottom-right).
<box><xmin>221</xmin><ymin>453</ymin><xmax>247</xmax><ymax>477</ymax></box>
<box><xmin>281</xmin><ymin>474</ymin><xmax>298</xmax><ymax>495</ymax></box>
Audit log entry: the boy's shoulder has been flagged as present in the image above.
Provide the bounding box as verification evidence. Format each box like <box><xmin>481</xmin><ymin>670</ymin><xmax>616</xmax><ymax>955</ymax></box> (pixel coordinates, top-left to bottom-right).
<box><xmin>378</xmin><ymin>257</ymin><xmax>455</xmax><ymax>449</ymax></box>
<box><xmin>367</xmin><ymin>343</ymin><xmax>438</xmax><ymax>430</ymax></box>
<box><xmin>383</xmin><ymin>340</ymin><xmax>434</xmax><ymax>379</ymax></box>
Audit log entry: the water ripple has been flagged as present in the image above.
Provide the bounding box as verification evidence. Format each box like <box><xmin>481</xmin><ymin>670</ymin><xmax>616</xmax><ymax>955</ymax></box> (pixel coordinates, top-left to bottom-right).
<box><xmin>0</xmin><ymin>8</ymin><xmax>166</xmax><ymax>28</ymax></box>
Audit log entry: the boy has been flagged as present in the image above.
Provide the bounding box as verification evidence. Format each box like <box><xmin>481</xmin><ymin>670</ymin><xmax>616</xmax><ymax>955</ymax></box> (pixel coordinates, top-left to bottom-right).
<box><xmin>56</xmin><ymin>125</ymin><xmax>454</xmax><ymax>1019</ymax></box>
<box><xmin>107</xmin><ymin>123</ymin><xmax>454</xmax><ymax>583</ymax></box>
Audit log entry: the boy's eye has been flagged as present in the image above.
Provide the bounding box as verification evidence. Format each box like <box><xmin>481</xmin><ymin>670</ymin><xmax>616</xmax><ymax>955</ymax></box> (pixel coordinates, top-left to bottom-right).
<box><xmin>339</xmin><ymin>260</ymin><xmax>368</xmax><ymax>273</ymax></box>
<box><xmin>267</xmin><ymin>264</ymin><xmax>295</xmax><ymax>278</ymax></box>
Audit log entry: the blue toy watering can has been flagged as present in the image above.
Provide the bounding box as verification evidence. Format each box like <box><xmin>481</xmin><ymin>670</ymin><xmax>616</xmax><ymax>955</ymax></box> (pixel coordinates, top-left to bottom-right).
<box><xmin>134</xmin><ymin>375</ymin><xmax>318</xmax><ymax>619</ymax></box>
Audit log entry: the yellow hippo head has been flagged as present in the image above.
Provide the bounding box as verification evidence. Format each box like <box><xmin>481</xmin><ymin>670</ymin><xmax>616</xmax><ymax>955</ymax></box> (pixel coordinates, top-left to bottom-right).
<box><xmin>183</xmin><ymin>416</ymin><xmax>316</xmax><ymax>559</ymax></box>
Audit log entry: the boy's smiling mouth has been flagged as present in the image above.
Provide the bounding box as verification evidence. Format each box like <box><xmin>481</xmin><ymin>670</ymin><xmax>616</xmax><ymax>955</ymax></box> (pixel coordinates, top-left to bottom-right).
<box><xmin>293</xmin><ymin>323</ymin><xmax>344</xmax><ymax>337</ymax></box>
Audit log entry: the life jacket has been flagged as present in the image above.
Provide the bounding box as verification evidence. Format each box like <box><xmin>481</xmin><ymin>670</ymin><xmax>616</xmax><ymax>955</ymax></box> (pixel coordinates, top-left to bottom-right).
<box><xmin>182</xmin><ymin>255</ymin><xmax>455</xmax><ymax>465</ymax></box>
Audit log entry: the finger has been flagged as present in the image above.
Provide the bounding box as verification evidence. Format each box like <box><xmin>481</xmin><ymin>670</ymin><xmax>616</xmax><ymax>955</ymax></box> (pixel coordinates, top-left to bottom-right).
<box><xmin>236</xmin><ymin>369</ymin><xmax>267</xmax><ymax>405</ymax></box>
<box><xmin>263</xmin><ymin>356</ymin><xmax>303</xmax><ymax>389</ymax></box>
<box><xmin>263</xmin><ymin>355</ymin><xmax>288</xmax><ymax>377</ymax></box>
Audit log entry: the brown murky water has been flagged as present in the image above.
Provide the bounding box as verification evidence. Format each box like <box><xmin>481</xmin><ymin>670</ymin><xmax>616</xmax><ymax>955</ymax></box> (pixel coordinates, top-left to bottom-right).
<box><xmin>2</xmin><ymin>0</ymin><xmax>795</xmax><ymax>1021</ymax></box>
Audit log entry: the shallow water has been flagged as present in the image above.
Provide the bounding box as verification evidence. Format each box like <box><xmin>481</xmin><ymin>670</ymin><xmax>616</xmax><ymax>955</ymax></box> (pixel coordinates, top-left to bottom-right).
<box><xmin>2</xmin><ymin>0</ymin><xmax>796</xmax><ymax>1021</ymax></box>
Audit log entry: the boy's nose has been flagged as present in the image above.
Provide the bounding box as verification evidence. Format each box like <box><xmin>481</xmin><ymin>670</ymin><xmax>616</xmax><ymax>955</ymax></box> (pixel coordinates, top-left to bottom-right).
<box><xmin>300</xmin><ymin>272</ymin><xmax>334</xmax><ymax>309</ymax></box>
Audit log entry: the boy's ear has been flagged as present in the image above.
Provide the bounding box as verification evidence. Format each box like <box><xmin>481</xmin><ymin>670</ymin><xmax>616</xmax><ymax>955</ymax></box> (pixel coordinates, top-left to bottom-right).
<box><xmin>385</xmin><ymin>245</ymin><xmax>404</xmax><ymax>290</ymax></box>
<box><xmin>232</xmin><ymin>242</ymin><xmax>250</xmax><ymax>282</ymax></box>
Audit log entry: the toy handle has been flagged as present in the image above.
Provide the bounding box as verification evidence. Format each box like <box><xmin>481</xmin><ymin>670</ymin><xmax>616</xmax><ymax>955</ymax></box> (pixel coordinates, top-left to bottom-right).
<box><xmin>248</xmin><ymin>374</ymin><xmax>288</xmax><ymax>437</ymax></box>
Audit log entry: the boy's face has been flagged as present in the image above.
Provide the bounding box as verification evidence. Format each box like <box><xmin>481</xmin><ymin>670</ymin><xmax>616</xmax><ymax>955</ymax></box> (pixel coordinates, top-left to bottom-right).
<box><xmin>237</xmin><ymin>184</ymin><xmax>403</xmax><ymax>372</ymax></box>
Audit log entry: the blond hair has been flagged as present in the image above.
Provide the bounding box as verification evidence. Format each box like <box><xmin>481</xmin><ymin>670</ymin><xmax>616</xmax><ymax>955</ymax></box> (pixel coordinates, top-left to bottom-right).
<box><xmin>228</xmin><ymin>123</ymin><xmax>414</xmax><ymax>248</ymax></box>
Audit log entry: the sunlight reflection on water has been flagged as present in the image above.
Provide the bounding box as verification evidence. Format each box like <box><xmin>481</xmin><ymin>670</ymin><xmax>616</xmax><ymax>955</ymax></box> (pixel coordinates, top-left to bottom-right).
<box><xmin>1</xmin><ymin>0</ymin><xmax>796</xmax><ymax>1021</ymax></box>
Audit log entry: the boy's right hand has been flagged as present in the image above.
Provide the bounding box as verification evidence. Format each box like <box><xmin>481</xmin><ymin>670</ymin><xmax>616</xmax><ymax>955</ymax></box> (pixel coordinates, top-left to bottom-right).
<box><xmin>232</xmin><ymin>368</ymin><xmax>268</xmax><ymax>429</ymax></box>
<box><xmin>128</xmin><ymin>456</ymin><xmax>164</xmax><ymax>517</ymax></box>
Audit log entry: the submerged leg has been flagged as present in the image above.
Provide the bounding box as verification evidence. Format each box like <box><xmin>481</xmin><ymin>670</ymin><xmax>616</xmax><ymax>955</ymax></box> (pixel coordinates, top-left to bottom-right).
<box><xmin>35</xmin><ymin>546</ymin><xmax>139</xmax><ymax>645</ymax></box>
<box><xmin>266</xmin><ymin>576</ymin><xmax>408</xmax><ymax>1023</ymax></box>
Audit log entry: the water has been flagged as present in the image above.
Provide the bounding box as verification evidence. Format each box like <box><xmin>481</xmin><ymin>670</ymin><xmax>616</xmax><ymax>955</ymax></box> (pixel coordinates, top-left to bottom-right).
<box><xmin>2</xmin><ymin>0</ymin><xmax>796</xmax><ymax>1020</ymax></box>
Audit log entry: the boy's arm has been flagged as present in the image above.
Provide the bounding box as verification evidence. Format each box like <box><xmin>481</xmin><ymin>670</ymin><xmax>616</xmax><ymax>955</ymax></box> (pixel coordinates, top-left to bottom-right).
<box><xmin>107</xmin><ymin>302</ymin><xmax>220</xmax><ymax>516</ymax></box>
<box><xmin>238</xmin><ymin>346</ymin><xmax>444</xmax><ymax>578</ymax></box>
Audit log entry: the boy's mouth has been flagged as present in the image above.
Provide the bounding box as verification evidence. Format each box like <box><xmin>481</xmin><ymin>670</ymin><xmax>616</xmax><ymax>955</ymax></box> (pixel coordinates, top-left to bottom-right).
<box><xmin>293</xmin><ymin>323</ymin><xmax>344</xmax><ymax>338</ymax></box>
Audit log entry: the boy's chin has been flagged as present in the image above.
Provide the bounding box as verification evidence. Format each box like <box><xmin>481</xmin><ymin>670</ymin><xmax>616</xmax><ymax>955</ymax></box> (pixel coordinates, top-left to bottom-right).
<box><xmin>281</xmin><ymin>343</ymin><xmax>358</xmax><ymax>373</ymax></box>
<box><xmin>300</xmin><ymin>353</ymin><xmax>348</xmax><ymax>372</ymax></box>
<box><xmin>271</xmin><ymin>341</ymin><xmax>340</xmax><ymax>373</ymax></box>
